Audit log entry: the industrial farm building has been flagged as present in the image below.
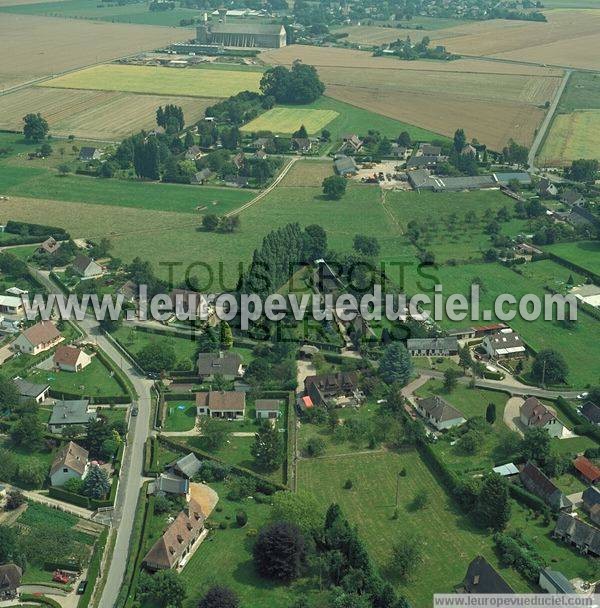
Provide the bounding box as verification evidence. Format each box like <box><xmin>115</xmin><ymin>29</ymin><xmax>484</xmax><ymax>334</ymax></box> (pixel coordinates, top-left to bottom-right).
<box><xmin>196</xmin><ymin>21</ymin><xmax>286</xmax><ymax>48</ymax></box>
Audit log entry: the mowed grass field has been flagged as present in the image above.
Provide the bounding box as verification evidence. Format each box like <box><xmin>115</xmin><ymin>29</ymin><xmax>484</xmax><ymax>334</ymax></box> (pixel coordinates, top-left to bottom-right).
<box><xmin>241</xmin><ymin>107</ymin><xmax>339</xmax><ymax>135</ymax></box>
<box><xmin>0</xmin><ymin>14</ymin><xmax>192</xmax><ymax>90</ymax></box>
<box><xmin>545</xmin><ymin>241</ymin><xmax>600</xmax><ymax>276</ymax></box>
<box><xmin>41</xmin><ymin>64</ymin><xmax>261</xmax><ymax>98</ymax></box>
<box><xmin>298</xmin><ymin>451</ymin><xmax>532</xmax><ymax>605</ymax></box>
<box><xmin>540</xmin><ymin>110</ymin><xmax>600</xmax><ymax>165</ymax></box>
<box><xmin>0</xmin><ymin>87</ymin><xmax>212</xmax><ymax>140</ymax></box>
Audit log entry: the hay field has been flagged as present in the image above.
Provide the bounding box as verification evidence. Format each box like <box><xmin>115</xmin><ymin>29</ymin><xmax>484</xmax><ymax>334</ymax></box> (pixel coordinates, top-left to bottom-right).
<box><xmin>0</xmin><ymin>88</ymin><xmax>212</xmax><ymax>140</ymax></box>
<box><xmin>0</xmin><ymin>14</ymin><xmax>192</xmax><ymax>90</ymax></box>
<box><xmin>40</xmin><ymin>64</ymin><xmax>261</xmax><ymax>98</ymax></box>
<box><xmin>335</xmin><ymin>25</ymin><xmax>458</xmax><ymax>45</ymax></box>
<box><xmin>240</xmin><ymin>107</ymin><xmax>338</xmax><ymax>134</ymax></box>
<box><xmin>539</xmin><ymin>110</ymin><xmax>600</xmax><ymax>165</ymax></box>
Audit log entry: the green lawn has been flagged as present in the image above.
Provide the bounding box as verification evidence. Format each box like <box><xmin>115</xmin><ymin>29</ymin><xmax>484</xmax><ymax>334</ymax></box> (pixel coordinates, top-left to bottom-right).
<box><xmin>241</xmin><ymin>107</ymin><xmax>339</xmax><ymax>135</ymax></box>
<box><xmin>557</xmin><ymin>71</ymin><xmax>600</xmax><ymax>113</ymax></box>
<box><xmin>298</xmin><ymin>450</ymin><xmax>532</xmax><ymax>605</ymax></box>
<box><xmin>545</xmin><ymin>241</ymin><xmax>600</xmax><ymax>277</ymax></box>
<box><xmin>163</xmin><ymin>401</ymin><xmax>196</xmax><ymax>432</ymax></box>
<box><xmin>25</xmin><ymin>355</ymin><xmax>126</xmax><ymax>399</ymax></box>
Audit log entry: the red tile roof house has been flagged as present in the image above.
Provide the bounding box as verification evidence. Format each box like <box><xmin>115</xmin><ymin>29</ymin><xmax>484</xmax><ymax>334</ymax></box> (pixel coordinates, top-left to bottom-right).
<box><xmin>53</xmin><ymin>345</ymin><xmax>92</xmax><ymax>372</ymax></box>
<box><xmin>519</xmin><ymin>397</ymin><xmax>565</xmax><ymax>438</ymax></box>
<box><xmin>13</xmin><ymin>321</ymin><xmax>63</xmax><ymax>355</ymax></box>
<box><xmin>196</xmin><ymin>391</ymin><xmax>246</xmax><ymax>419</ymax></box>
<box><xmin>573</xmin><ymin>456</ymin><xmax>600</xmax><ymax>485</ymax></box>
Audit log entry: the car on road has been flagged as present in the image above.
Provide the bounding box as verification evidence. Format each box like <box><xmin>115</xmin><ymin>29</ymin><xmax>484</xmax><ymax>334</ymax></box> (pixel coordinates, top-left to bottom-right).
<box><xmin>131</xmin><ymin>406</ymin><xmax>139</xmax><ymax>417</ymax></box>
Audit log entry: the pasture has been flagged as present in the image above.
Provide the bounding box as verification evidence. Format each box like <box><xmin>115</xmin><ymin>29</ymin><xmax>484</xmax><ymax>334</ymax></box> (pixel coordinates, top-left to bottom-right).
<box><xmin>41</xmin><ymin>64</ymin><xmax>262</xmax><ymax>98</ymax></box>
<box><xmin>557</xmin><ymin>71</ymin><xmax>600</xmax><ymax>113</ymax></box>
<box><xmin>545</xmin><ymin>241</ymin><xmax>600</xmax><ymax>276</ymax></box>
<box><xmin>240</xmin><ymin>107</ymin><xmax>338</xmax><ymax>135</ymax></box>
<box><xmin>539</xmin><ymin>110</ymin><xmax>600</xmax><ymax>165</ymax></box>
<box><xmin>0</xmin><ymin>88</ymin><xmax>212</xmax><ymax>140</ymax></box>
<box><xmin>0</xmin><ymin>14</ymin><xmax>191</xmax><ymax>90</ymax></box>
<box><xmin>298</xmin><ymin>450</ymin><xmax>532</xmax><ymax>605</ymax></box>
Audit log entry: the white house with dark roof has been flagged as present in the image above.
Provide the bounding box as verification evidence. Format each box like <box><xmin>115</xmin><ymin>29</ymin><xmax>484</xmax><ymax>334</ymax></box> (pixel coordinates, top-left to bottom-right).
<box><xmin>49</xmin><ymin>441</ymin><xmax>89</xmax><ymax>486</ymax></box>
<box><xmin>255</xmin><ymin>399</ymin><xmax>281</xmax><ymax>420</ymax></box>
<box><xmin>482</xmin><ymin>328</ymin><xmax>526</xmax><ymax>359</ymax></box>
<box><xmin>407</xmin><ymin>337</ymin><xmax>458</xmax><ymax>357</ymax></box>
<box><xmin>415</xmin><ymin>395</ymin><xmax>465</xmax><ymax>430</ymax></box>
<box><xmin>14</xmin><ymin>378</ymin><xmax>50</xmax><ymax>404</ymax></box>
<box><xmin>72</xmin><ymin>254</ymin><xmax>103</xmax><ymax>278</ymax></box>
<box><xmin>519</xmin><ymin>397</ymin><xmax>564</xmax><ymax>438</ymax></box>
<box><xmin>48</xmin><ymin>399</ymin><xmax>97</xmax><ymax>433</ymax></box>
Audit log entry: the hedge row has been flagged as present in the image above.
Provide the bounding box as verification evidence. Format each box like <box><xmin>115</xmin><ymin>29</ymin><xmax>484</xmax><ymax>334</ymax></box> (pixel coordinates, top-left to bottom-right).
<box><xmin>508</xmin><ymin>482</ymin><xmax>549</xmax><ymax>513</ymax></box>
<box><xmin>546</xmin><ymin>251</ymin><xmax>600</xmax><ymax>285</ymax></box>
<box><xmin>48</xmin><ymin>486</ymin><xmax>91</xmax><ymax>509</ymax></box>
<box><xmin>19</xmin><ymin>595</ymin><xmax>62</xmax><ymax>608</ymax></box>
<box><xmin>48</xmin><ymin>389</ymin><xmax>130</xmax><ymax>404</ymax></box>
<box><xmin>94</xmin><ymin>347</ymin><xmax>136</xmax><ymax>401</ymax></box>
<box><xmin>6</xmin><ymin>220</ymin><xmax>69</xmax><ymax>240</ymax></box>
<box><xmin>77</xmin><ymin>527</ymin><xmax>108</xmax><ymax>608</ymax></box>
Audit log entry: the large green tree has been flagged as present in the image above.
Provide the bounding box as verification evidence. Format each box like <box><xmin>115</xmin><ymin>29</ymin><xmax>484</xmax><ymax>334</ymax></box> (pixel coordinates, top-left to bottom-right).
<box><xmin>531</xmin><ymin>349</ymin><xmax>569</xmax><ymax>385</ymax></box>
<box><xmin>252</xmin><ymin>521</ymin><xmax>307</xmax><ymax>581</ymax></box>
<box><xmin>23</xmin><ymin>113</ymin><xmax>49</xmax><ymax>142</ymax></box>
<box><xmin>83</xmin><ymin>465</ymin><xmax>111</xmax><ymax>499</ymax></box>
<box><xmin>251</xmin><ymin>422</ymin><xmax>283</xmax><ymax>471</ymax></box>
<box><xmin>378</xmin><ymin>343</ymin><xmax>413</xmax><ymax>385</ymax></box>
<box><xmin>475</xmin><ymin>472</ymin><xmax>511</xmax><ymax>531</ymax></box>
<box><xmin>198</xmin><ymin>586</ymin><xmax>239</xmax><ymax>608</ymax></box>
<box><xmin>323</xmin><ymin>175</ymin><xmax>347</xmax><ymax>200</ymax></box>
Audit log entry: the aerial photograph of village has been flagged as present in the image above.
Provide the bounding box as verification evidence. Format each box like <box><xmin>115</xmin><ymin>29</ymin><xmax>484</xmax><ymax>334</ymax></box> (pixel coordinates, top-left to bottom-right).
<box><xmin>0</xmin><ymin>0</ymin><xmax>599</xmax><ymax>606</ymax></box>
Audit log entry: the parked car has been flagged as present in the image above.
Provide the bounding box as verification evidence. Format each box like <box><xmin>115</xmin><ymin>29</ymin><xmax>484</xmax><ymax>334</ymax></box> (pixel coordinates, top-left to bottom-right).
<box><xmin>77</xmin><ymin>580</ymin><xmax>88</xmax><ymax>595</ymax></box>
<box><xmin>131</xmin><ymin>406</ymin><xmax>139</xmax><ymax>417</ymax></box>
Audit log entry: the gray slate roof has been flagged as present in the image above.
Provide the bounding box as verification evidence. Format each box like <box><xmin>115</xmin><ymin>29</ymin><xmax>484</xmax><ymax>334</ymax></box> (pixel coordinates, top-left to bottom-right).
<box><xmin>197</xmin><ymin>351</ymin><xmax>242</xmax><ymax>377</ymax></box>
<box><xmin>540</xmin><ymin>568</ymin><xmax>575</xmax><ymax>594</ymax></box>
<box><xmin>171</xmin><ymin>453</ymin><xmax>202</xmax><ymax>479</ymax></box>
<box><xmin>417</xmin><ymin>395</ymin><xmax>464</xmax><ymax>423</ymax></box>
<box><xmin>150</xmin><ymin>473</ymin><xmax>190</xmax><ymax>495</ymax></box>
<box><xmin>49</xmin><ymin>400</ymin><xmax>95</xmax><ymax>427</ymax></box>
<box><xmin>555</xmin><ymin>512</ymin><xmax>600</xmax><ymax>555</ymax></box>
<box><xmin>14</xmin><ymin>378</ymin><xmax>49</xmax><ymax>398</ymax></box>
<box><xmin>407</xmin><ymin>337</ymin><xmax>458</xmax><ymax>351</ymax></box>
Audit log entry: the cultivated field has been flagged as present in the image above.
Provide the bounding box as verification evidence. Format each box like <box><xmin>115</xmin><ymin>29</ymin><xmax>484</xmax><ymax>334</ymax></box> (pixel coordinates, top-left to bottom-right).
<box><xmin>240</xmin><ymin>107</ymin><xmax>338</xmax><ymax>134</ymax></box>
<box><xmin>41</xmin><ymin>64</ymin><xmax>261</xmax><ymax>98</ymax></box>
<box><xmin>0</xmin><ymin>14</ymin><xmax>191</xmax><ymax>89</ymax></box>
<box><xmin>278</xmin><ymin>160</ymin><xmax>334</xmax><ymax>187</ymax></box>
<box><xmin>539</xmin><ymin>110</ymin><xmax>600</xmax><ymax>165</ymax></box>
<box><xmin>261</xmin><ymin>46</ymin><xmax>561</xmax><ymax>149</ymax></box>
<box><xmin>0</xmin><ymin>88</ymin><xmax>212</xmax><ymax>140</ymax></box>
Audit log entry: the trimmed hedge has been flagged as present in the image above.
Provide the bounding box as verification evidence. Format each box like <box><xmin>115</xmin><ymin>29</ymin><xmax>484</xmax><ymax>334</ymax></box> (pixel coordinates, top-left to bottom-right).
<box><xmin>77</xmin><ymin>527</ymin><xmax>108</xmax><ymax>608</ymax></box>
<box><xmin>508</xmin><ymin>482</ymin><xmax>549</xmax><ymax>513</ymax></box>
<box><xmin>5</xmin><ymin>220</ymin><xmax>69</xmax><ymax>240</ymax></box>
<box><xmin>48</xmin><ymin>486</ymin><xmax>90</xmax><ymax>509</ymax></box>
<box><xmin>94</xmin><ymin>347</ymin><xmax>136</xmax><ymax>400</ymax></box>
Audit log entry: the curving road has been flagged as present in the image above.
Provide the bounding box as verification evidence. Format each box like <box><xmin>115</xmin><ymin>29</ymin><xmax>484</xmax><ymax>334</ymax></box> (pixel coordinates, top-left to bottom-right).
<box><xmin>30</xmin><ymin>269</ymin><xmax>153</xmax><ymax>608</ymax></box>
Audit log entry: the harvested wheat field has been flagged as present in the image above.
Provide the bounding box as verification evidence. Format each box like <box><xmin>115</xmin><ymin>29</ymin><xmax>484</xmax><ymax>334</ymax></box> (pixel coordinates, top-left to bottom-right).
<box><xmin>0</xmin><ymin>14</ymin><xmax>192</xmax><ymax>90</ymax></box>
<box><xmin>0</xmin><ymin>88</ymin><xmax>212</xmax><ymax>140</ymax></box>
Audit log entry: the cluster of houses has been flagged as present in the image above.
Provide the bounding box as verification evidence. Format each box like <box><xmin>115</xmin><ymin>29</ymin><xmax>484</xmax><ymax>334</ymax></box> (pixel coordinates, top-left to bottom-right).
<box><xmin>37</xmin><ymin>237</ymin><xmax>104</xmax><ymax>279</ymax></box>
<box><xmin>143</xmin><ymin>452</ymin><xmax>218</xmax><ymax>571</ymax></box>
<box><xmin>540</xmin><ymin>182</ymin><xmax>600</xmax><ymax>232</ymax></box>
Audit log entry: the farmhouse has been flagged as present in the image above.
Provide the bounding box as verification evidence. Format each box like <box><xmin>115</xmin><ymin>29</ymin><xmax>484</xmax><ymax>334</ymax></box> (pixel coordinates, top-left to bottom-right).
<box><xmin>539</xmin><ymin>568</ymin><xmax>575</xmax><ymax>594</ymax></box>
<box><xmin>72</xmin><ymin>254</ymin><xmax>103</xmax><ymax>278</ymax></box>
<box><xmin>0</xmin><ymin>295</ymin><xmax>24</xmax><ymax>317</ymax></box>
<box><xmin>39</xmin><ymin>236</ymin><xmax>61</xmax><ymax>255</ymax></box>
<box><xmin>185</xmin><ymin>145</ymin><xmax>203</xmax><ymax>161</ymax></box>
<box><xmin>573</xmin><ymin>456</ymin><xmax>600</xmax><ymax>485</ymax></box>
<box><xmin>118</xmin><ymin>280</ymin><xmax>138</xmax><ymax>303</ymax></box>
<box><xmin>148</xmin><ymin>473</ymin><xmax>189</xmax><ymax>497</ymax></box>
<box><xmin>304</xmin><ymin>371</ymin><xmax>363</xmax><ymax>407</ymax></box>
<box><xmin>196</xmin><ymin>391</ymin><xmax>246</xmax><ymax>419</ymax></box>
<box><xmin>406</xmin><ymin>154</ymin><xmax>447</xmax><ymax>170</ymax></box>
<box><xmin>482</xmin><ymin>328</ymin><xmax>526</xmax><ymax>359</ymax></box>
<box><xmin>255</xmin><ymin>399</ymin><xmax>281</xmax><ymax>420</ymax></box>
<box><xmin>13</xmin><ymin>321</ymin><xmax>63</xmax><ymax>355</ymax></box>
<box><xmin>48</xmin><ymin>399</ymin><xmax>97</xmax><ymax>433</ymax></box>
<box><xmin>457</xmin><ymin>556</ymin><xmax>514</xmax><ymax>594</ymax></box>
<box><xmin>142</xmin><ymin>496</ymin><xmax>207</xmax><ymax>571</ymax></box>
<box><xmin>53</xmin><ymin>345</ymin><xmax>92</xmax><ymax>372</ymax></box>
<box><xmin>196</xmin><ymin>22</ymin><xmax>286</xmax><ymax>48</ymax></box>
<box><xmin>0</xmin><ymin>564</ymin><xmax>22</xmax><ymax>600</ymax></box>
<box><xmin>415</xmin><ymin>395</ymin><xmax>465</xmax><ymax>431</ymax></box>
<box><xmin>168</xmin><ymin>453</ymin><xmax>202</xmax><ymax>479</ymax></box>
<box><xmin>519</xmin><ymin>397</ymin><xmax>564</xmax><ymax>438</ymax></box>
<box><xmin>583</xmin><ymin>486</ymin><xmax>600</xmax><ymax>512</ymax></box>
<box><xmin>49</xmin><ymin>441</ymin><xmax>88</xmax><ymax>487</ymax></box>
<box><xmin>341</xmin><ymin>133</ymin><xmax>363</xmax><ymax>153</ymax></box>
<box><xmin>406</xmin><ymin>337</ymin><xmax>458</xmax><ymax>356</ymax></box>
<box><xmin>197</xmin><ymin>351</ymin><xmax>243</xmax><ymax>381</ymax></box>
<box><xmin>191</xmin><ymin>169</ymin><xmax>213</xmax><ymax>185</ymax></box>
<box><xmin>79</xmin><ymin>147</ymin><xmax>102</xmax><ymax>162</ymax></box>
<box><xmin>561</xmin><ymin>189</ymin><xmax>585</xmax><ymax>207</ymax></box>
<box><xmin>519</xmin><ymin>461</ymin><xmax>572</xmax><ymax>510</ymax></box>
<box><xmin>554</xmin><ymin>512</ymin><xmax>600</xmax><ymax>557</ymax></box>
<box><xmin>417</xmin><ymin>143</ymin><xmax>442</xmax><ymax>156</ymax></box>
<box><xmin>334</xmin><ymin>155</ymin><xmax>358</xmax><ymax>177</ymax></box>
<box><xmin>14</xmin><ymin>378</ymin><xmax>50</xmax><ymax>404</ymax></box>
<box><xmin>581</xmin><ymin>401</ymin><xmax>600</xmax><ymax>425</ymax></box>
<box><xmin>538</xmin><ymin>178</ymin><xmax>558</xmax><ymax>197</ymax></box>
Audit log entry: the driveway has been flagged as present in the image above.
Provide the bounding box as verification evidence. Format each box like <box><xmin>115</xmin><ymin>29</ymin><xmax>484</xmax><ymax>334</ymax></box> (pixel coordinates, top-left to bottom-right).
<box><xmin>503</xmin><ymin>397</ymin><xmax>525</xmax><ymax>436</ymax></box>
<box><xmin>296</xmin><ymin>359</ymin><xmax>316</xmax><ymax>392</ymax></box>
<box><xmin>0</xmin><ymin>341</ymin><xmax>14</xmax><ymax>365</ymax></box>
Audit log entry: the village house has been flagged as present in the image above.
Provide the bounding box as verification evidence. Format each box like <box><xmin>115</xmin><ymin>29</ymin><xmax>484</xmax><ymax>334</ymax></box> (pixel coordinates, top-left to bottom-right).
<box><xmin>406</xmin><ymin>154</ymin><xmax>447</xmax><ymax>170</ymax></box>
<box><xmin>49</xmin><ymin>441</ymin><xmax>89</xmax><ymax>487</ymax></box>
<box><xmin>519</xmin><ymin>397</ymin><xmax>564</xmax><ymax>438</ymax></box>
<box><xmin>561</xmin><ymin>188</ymin><xmax>585</xmax><ymax>207</ymax></box>
<box><xmin>254</xmin><ymin>149</ymin><xmax>267</xmax><ymax>160</ymax></box>
<box><xmin>0</xmin><ymin>295</ymin><xmax>25</xmax><ymax>317</ymax></box>
<box><xmin>304</xmin><ymin>371</ymin><xmax>363</xmax><ymax>407</ymax></box>
<box><xmin>581</xmin><ymin>401</ymin><xmax>600</xmax><ymax>425</ymax></box>
<box><xmin>583</xmin><ymin>486</ymin><xmax>600</xmax><ymax>513</ymax></box>
<box><xmin>573</xmin><ymin>456</ymin><xmax>600</xmax><ymax>485</ymax></box>
<box><xmin>406</xmin><ymin>336</ymin><xmax>458</xmax><ymax>357</ymax></box>
<box><xmin>519</xmin><ymin>461</ymin><xmax>572</xmax><ymax>510</ymax></box>
<box><xmin>13</xmin><ymin>321</ymin><xmax>63</xmax><ymax>355</ymax></box>
<box><xmin>118</xmin><ymin>280</ymin><xmax>138</xmax><ymax>303</ymax></box>
<box><xmin>196</xmin><ymin>390</ymin><xmax>246</xmax><ymax>419</ymax></box>
<box><xmin>538</xmin><ymin>178</ymin><xmax>558</xmax><ymax>197</ymax></box>
<box><xmin>0</xmin><ymin>564</ymin><xmax>22</xmax><ymax>600</ymax></box>
<box><xmin>72</xmin><ymin>254</ymin><xmax>103</xmax><ymax>278</ymax></box>
<box><xmin>53</xmin><ymin>345</ymin><xmax>92</xmax><ymax>372</ymax></box>
<box><xmin>142</xmin><ymin>496</ymin><xmax>207</xmax><ymax>571</ymax></box>
<box><xmin>197</xmin><ymin>351</ymin><xmax>243</xmax><ymax>381</ymax></box>
<box><xmin>184</xmin><ymin>145</ymin><xmax>203</xmax><ymax>161</ymax></box>
<box><xmin>482</xmin><ymin>328</ymin><xmax>526</xmax><ymax>359</ymax></box>
<box><xmin>48</xmin><ymin>399</ymin><xmax>97</xmax><ymax>434</ymax></box>
<box><xmin>554</xmin><ymin>512</ymin><xmax>600</xmax><ymax>557</ymax></box>
<box><xmin>457</xmin><ymin>556</ymin><xmax>514</xmax><ymax>594</ymax></box>
<box><xmin>539</xmin><ymin>568</ymin><xmax>575</xmax><ymax>594</ymax></box>
<box><xmin>461</xmin><ymin>143</ymin><xmax>477</xmax><ymax>156</ymax></box>
<box><xmin>341</xmin><ymin>133</ymin><xmax>364</xmax><ymax>154</ymax></box>
<box><xmin>168</xmin><ymin>453</ymin><xmax>202</xmax><ymax>479</ymax></box>
<box><xmin>448</xmin><ymin>327</ymin><xmax>477</xmax><ymax>340</ymax></box>
<box><xmin>291</xmin><ymin>137</ymin><xmax>313</xmax><ymax>154</ymax></box>
<box><xmin>191</xmin><ymin>168</ymin><xmax>213</xmax><ymax>185</ymax></box>
<box><xmin>391</xmin><ymin>143</ymin><xmax>410</xmax><ymax>160</ymax></box>
<box><xmin>224</xmin><ymin>175</ymin><xmax>249</xmax><ymax>188</ymax></box>
<box><xmin>417</xmin><ymin>143</ymin><xmax>442</xmax><ymax>156</ymax></box>
<box><xmin>78</xmin><ymin>147</ymin><xmax>102</xmax><ymax>162</ymax></box>
<box><xmin>415</xmin><ymin>395</ymin><xmax>466</xmax><ymax>431</ymax></box>
<box><xmin>334</xmin><ymin>155</ymin><xmax>358</xmax><ymax>177</ymax></box>
<box><xmin>148</xmin><ymin>472</ymin><xmax>190</xmax><ymax>497</ymax></box>
<box><xmin>39</xmin><ymin>236</ymin><xmax>61</xmax><ymax>255</ymax></box>
<box><xmin>255</xmin><ymin>399</ymin><xmax>281</xmax><ymax>420</ymax></box>
<box><xmin>14</xmin><ymin>378</ymin><xmax>50</xmax><ymax>404</ymax></box>
<box><xmin>473</xmin><ymin>323</ymin><xmax>508</xmax><ymax>338</ymax></box>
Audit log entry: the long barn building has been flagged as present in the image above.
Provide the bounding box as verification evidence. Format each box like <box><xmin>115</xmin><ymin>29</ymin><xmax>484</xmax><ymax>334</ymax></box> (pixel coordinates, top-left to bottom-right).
<box><xmin>196</xmin><ymin>22</ymin><xmax>286</xmax><ymax>48</ymax></box>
